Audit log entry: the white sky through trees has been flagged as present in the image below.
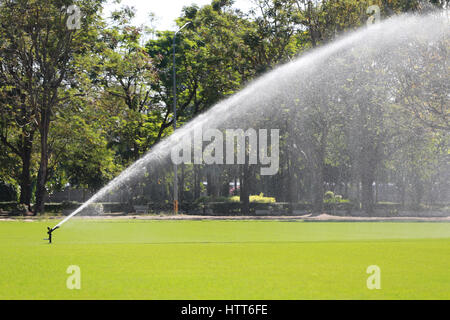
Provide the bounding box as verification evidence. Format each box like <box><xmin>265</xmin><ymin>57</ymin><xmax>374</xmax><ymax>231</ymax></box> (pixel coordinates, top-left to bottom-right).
<box><xmin>105</xmin><ymin>0</ymin><xmax>254</xmax><ymax>30</ymax></box>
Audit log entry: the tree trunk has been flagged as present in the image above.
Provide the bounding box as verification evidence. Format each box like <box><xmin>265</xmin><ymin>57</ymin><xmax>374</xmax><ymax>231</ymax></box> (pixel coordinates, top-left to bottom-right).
<box><xmin>312</xmin><ymin>164</ymin><xmax>324</xmax><ymax>214</ymax></box>
<box><xmin>206</xmin><ymin>171</ymin><xmax>214</xmax><ymax>197</ymax></box>
<box><xmin>35</xmin><ymin>153</ymin><xmax>48</xmax><ymax>214</ymax></box>
<box><xmin>240</xmin><ymin>164</ymin><xmax>250</xmax><ymax>215</ymax></box>
<box><xmin>400</xmin><ymin>184</ymin><xmax>406</xmax><ymax>208</ymax></box>
<box><xmin>194</xmin><ymin>165</ymin><xmax>200</xmax><ymax>199</ymax></box>
<box><xmin>286</xmin><ymin>151</ymin><xmax>294</xmax><ymax>214</ymax></box>
<box><xmin>18</xmin><ymin>131</ymin><xmax>34</xmax><ymax>210</ymax></box>
<box><xmin>19</xmin><ymin>153</ymin><xmax>32</xmax><ymax>208</ymax></box>
<box><xmin>220</xmin><ymin>172</ymin><xmax>230</xmax><ymax>197</ymax></box>
<box><xmin>35</xmin><ymin>112</ymin><xmax>50</xmax><ymax>214</ymax></box>
<box><xmin>312</xmin><ymin>127</ymin><xmax>328</xmax><ymax>215</ymax></box>
<box><xmin>414</xmin><ymin>177</ymin><xmax>424</xmax><ymax>209</ymax></box>
<box><xmin>180</xmin><ymin>163</ymin><xmax>185</xmax><ymax>204</ymax></box>
<box><xmin>361</xmin><ymin>170</ymin><xmax>375</xmax><ymax>215</ymax></box>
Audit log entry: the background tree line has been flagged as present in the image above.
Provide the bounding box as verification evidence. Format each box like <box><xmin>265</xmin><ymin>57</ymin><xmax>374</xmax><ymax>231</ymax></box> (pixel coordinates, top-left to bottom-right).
<box><xmin>0</xmin><ymin>0</ymin><xmax>448</xmax><ymax>215</ymax></box>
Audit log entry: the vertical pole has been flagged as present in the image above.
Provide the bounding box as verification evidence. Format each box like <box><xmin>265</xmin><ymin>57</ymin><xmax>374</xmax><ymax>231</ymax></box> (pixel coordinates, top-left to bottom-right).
<box><xmin>173</xmin><ymin>33</ymin><xmax>178</xmax><ymax>214</ymax></box>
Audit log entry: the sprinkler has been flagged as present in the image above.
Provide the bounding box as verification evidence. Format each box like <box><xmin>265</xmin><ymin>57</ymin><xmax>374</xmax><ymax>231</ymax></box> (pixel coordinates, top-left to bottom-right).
<box><xmin>44</xmin><ymin>226</ymin><xmax>59</xmax><ymax>244</ymax></box>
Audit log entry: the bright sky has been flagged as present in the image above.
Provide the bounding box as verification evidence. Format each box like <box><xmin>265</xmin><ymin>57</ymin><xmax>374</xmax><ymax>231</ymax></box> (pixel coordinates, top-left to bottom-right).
<box><xmin>105</xmin><ymin>0</ymin><xmax>254</xmax><ymax>31</ymax></box>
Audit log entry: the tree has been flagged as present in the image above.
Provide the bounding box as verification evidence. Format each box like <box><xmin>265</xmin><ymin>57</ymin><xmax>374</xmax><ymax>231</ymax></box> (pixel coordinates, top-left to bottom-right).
<box><xmin>47</xmin><ymin>111</ymin><xmax>119</xmax><ymax>194</ymax></box>
<box><xmin>97</xmin><ymin>6</ymin><xmax>159</xmax><ymax>163</ymax></box>
<box><xmin>394</xmin><ymin>32</ymin><xmax>449</xmax><ymax>131</ymax></box>
<box><xmin>0</xmin><ymin>0</ymin><xmax>104</xmax><ymax>213</ymax></box>
<box><xmin>0</xmin><ymin>86</ymin><xmax>36</xmax><ymax>207</ymax></box>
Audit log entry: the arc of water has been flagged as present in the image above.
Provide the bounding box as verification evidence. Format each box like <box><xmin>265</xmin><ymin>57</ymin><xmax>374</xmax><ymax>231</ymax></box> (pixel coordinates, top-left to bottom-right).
<box><xmin>50</xmin><ymin>12</ymin><xmax>449</xmax><ymax>231</ymax></box>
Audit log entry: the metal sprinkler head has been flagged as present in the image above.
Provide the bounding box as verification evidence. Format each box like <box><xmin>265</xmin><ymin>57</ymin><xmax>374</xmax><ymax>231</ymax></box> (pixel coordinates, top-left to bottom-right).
<box><xmin>45</xmin><ymin>226</ymin><xmax>59</xmax><ymax>244</ymax></box>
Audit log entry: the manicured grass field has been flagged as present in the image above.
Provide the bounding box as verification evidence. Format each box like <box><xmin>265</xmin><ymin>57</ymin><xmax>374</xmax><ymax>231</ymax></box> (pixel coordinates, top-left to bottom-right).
<box><xmin>0</xmin><ymin>219</ymin><xmax>449</xmax><ymax>299</ymax></box>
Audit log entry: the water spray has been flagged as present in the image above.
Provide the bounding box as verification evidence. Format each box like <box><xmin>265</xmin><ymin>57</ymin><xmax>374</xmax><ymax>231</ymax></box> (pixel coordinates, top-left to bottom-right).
<box><xmin>44</xmin><ymin>198</ymin><xmax>95</xmax><ymax>243</ymax></box>
<box><xmin>41</xmin><ymin>12</ymin><xmax>448</xmax><ymax>242</ymax></box>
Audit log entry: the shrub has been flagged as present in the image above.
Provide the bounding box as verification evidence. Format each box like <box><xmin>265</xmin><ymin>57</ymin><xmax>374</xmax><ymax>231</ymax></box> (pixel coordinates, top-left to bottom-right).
<box><xmin>61</xmin><ymin>201</ymin><xmax>81</xmax><ymax>209</ymax></box>
<box><xmin>43</xmin><ymin>203</ymin><xmax>65</xmax><ymax>213</ymax></box>
<box><xmin>375</xmin><ymin>202</ymin><xmax>402</xmax><ymax>211</ymax></box>
<box><xmin>324</xmin><ymin>202</ymin><xmax>353</xmax><ymax>212</ymax></box>
<box><xmin>292</xmin><ymin>202</ymin><xmax>313</xmax><ymax>211</ymax></box>
<box><xmin>194</xmin><ymin>196</ymin><xmax>209</xmax><ymax>204</ymax></box>
<box><xmin>324</xmin><ymin>197</ymin><xmax>350</xmax><ymax>204</ymax></box>
<box><xmin>45</xmin><ymin>202</ymin><xmax>82</xmax><ymax>214</ymax></box>
<box><xmin>209</xmin><ymin>202</ymin><xmax>241</xmax><ymax>215</ymax></box>
<box><xmin>0</xmin><ymin>182</ymin><xmax>17</xmax><ymax>202</ymax></box>
<box><xmin>148</xmin><ymin>201</ymin><xmax>172</xmax><ymax>212</ymax></box>
<box><xmin>11</xmin><ymin>203</ymin><xmax>30</xmax><ymax>216</ymax></box>
<box><xmin>180</xmin><ymin>201</ymin><xmax>202</xmax><ymax>212</ymax></box>
<box><xmin>0</xmin><ymin>202</ymin><xmax>18</xmax><ymax>211</ymax></box>
<box><xmin>102</xmin><ymin>202</ymin><xmax>128</xmax><ymax>213</ymax></box>
<box><xmin>250</xmin><ymin>193</ymin><xmax>276</xmax><ymax>203</ymax></box>
<box><xmin>230</xmin><ymin>193</ymin><xmax>275</xmax><ymax>204</ymax></box>
<box><xmin>194</xmin><ymin>196</ymin><xmax>230</xmax><ymax>204</ymax></box>
<box><xmin>214</xmin><ymin>196</ymin><xmax>232</xmax><ymax>203</ymax></box>
<box><xmin>324</xmin><ymin>191</ymin><xmax>335</xmax><ymax>200</ymax></box>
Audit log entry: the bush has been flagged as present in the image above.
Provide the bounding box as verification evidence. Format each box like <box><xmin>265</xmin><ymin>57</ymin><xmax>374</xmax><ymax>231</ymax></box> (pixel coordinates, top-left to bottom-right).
<box><xmin>250</xmin><ymin>193</ymin><xmax>276</xmax><ymax>203</ymax></box>
<box><xmin>324</xmin><ymin>202</ymin><xmax>354</xmax><ymax>212</ymax></box>
<box><xmin>0</xmin><ymin>201</ymin><xmax>19</xmax><ymax>211</ymax></box>
<box><xmin>102</xmin><ymin>202</ymin><xmax>129</xmax><ymax>213</ymax></box>
<box><xmin>375</xmin><ymin>202</ymin><xmax>402</xmax><ymax>211</ymax></box>
<box><xmin>291</xmin><ymin>202</ymin><xmax>313</xmax><ymax>211</ymax></box>
<box><xmin>323</xmin><ymin>192</ymin><xmax>350</xmax><ymax>205</ymax></box>
<box><xmin>11</xmin><ymin>203</ymin><xmax>31</xmax><ymax>216</ymax></box>
<box><xmin>180</xmin><ymin>201</ymin><xmax>202</xmax><ymax>212</ymax></box>
<box><xmin>213</xmin><ymin>196</ymin><xmax>232</xmax><ymax>203</ymax></box>
<box><xmin>209</xmin><ymin>202</ymin><xmax>241</xmax><ymax>215</ymax></box>
<box><xmin>194</xmin><ymin>196</ymin><xmax>210</xmax><ymax>204</ymax></box>
<box><xmin>229</xmin><ymin>193</ymin><xmax>276</xmax><ymax>204</ymax></box>
<box><xmin>45</xmin><ymin>202</ymin><xmax>79</xmax><ymax>213</ymax></box>
<box><xmin>324</xmin><ymin>197</ymin><xmax>350</xmax><ymax>204</ymax></box>
<box><xmin>324</xmin><ymin>191</ymin><xmax>335</xmax><ymax>200</ymax></box>
<box><xmin>147</xmin><ymin>201</ymin><xmax>173</xmax><ymax>212</ymax></box>
<box><xmin>0</xmin><ymin>182</ymin><xmax>16</xmax><ymax>202</ymax></box>
<box><xmin>194</xmin><ymin>196</ymin><xmax>229</xmax><ymax>204</ymax></box>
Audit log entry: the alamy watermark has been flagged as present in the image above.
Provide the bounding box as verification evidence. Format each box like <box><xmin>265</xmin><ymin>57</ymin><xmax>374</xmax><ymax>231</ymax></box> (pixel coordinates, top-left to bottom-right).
<box><xmin>171</xmin><ymin>128</ymin><xmax>280</xmax><ymax>176</ymax></box>
<box><xmin>66</xmin><ymin>265</ymin><xmax>81</xmax><ymax>290</ymax></box>
<box><xmin>366</xmin><ymin>265</ymin><xmax>381</xmax><ymax>290</ymax></box>
<box><xmin>367</xmin><ymin>5</ymin><xmax>381</xmax><ymax>26</ymax></box>
<box><xmin>62</xmin><ymin>4</ymin><xmax>82</xmax><ymax>30</ymax></box>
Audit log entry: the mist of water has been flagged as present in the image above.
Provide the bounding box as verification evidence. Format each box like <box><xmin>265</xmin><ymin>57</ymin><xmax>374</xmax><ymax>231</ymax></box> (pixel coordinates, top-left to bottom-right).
<box><xmin>52</xmin><ymin>11</ymin><xmax>449</xmax><ymax>230</ymax></box>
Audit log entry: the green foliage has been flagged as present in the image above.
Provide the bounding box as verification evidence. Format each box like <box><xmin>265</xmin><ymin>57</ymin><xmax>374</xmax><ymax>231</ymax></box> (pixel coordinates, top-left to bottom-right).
<box><xmin>0</xmin><ymin>201</ymin><xmax>19</xmax><ymax>211</ymax></box>
<box><xmin>323</xmin><ymin>191</ymin><xmax>349</xmax><ymax>204</ymax></box>
<box><xmin>10</xmin><ymin>203</ymin><xmax>29</xmax><ymax>216</ymax></box>
<box><xmin>0</xmin><ymin>0</ymin><xmax>447</xmax><ymax>214</ymax></box>
<box><xmin>48</xmin><ymin>113</ymin><xmax>120</xmax><ymax>192</ymax></box>
<box><xmin>324</xmin><ymin>191</ymin><xmax>335</xmax><ymax>200</ymax></box>
<box><xmin>210</xmin><ymin>201</ymin><xmax>242</xmax><ymax>215</ymax></box>
<box><xmin>230</xmin><ymin>193</ymin><xmax>276</xmax><ymax>203</ymax></box>
<box><xmin>0</xmin><ymin>182</ymin><xmax>17</xmax><ymax>201</ymax></box>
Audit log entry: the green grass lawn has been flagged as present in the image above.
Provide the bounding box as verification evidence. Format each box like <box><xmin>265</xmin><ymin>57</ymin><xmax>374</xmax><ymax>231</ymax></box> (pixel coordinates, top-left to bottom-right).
<box><xmin>0</xmin><ymin>219</ymin><xmax>449</xmax><ymax>299</ymax></box>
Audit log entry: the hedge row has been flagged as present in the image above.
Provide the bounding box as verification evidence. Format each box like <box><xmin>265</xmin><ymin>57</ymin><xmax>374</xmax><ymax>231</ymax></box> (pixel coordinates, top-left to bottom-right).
<box><xmin>2</xmin><ymin>201</ymin><xmax>447</xmax><ymax>216</ymax></box>
<box><xmin>183</xmin><ymin>201</ymin><xmax>409</xmax><ymax>215</ymax></box>
<box><xmin>0</xmin><ymin>201</ymin><xmax>130</xmax><ymax>215</ymax></box>
<box><xmin>192</xmin><ymin>201</ymin><xmax>355</xmax><ymax>215</ymax></box>
<box><xmin>0</xmin><ymin>202</ymin><xmax>18</xmax><ymax>211</ymax></box>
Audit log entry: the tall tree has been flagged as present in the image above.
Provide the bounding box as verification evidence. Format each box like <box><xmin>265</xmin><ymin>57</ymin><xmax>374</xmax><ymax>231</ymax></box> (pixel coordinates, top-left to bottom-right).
<box><xmin>0</xmin><ymin>0</ymin><xmax>104</xmax><ymax>213</ymax></box>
